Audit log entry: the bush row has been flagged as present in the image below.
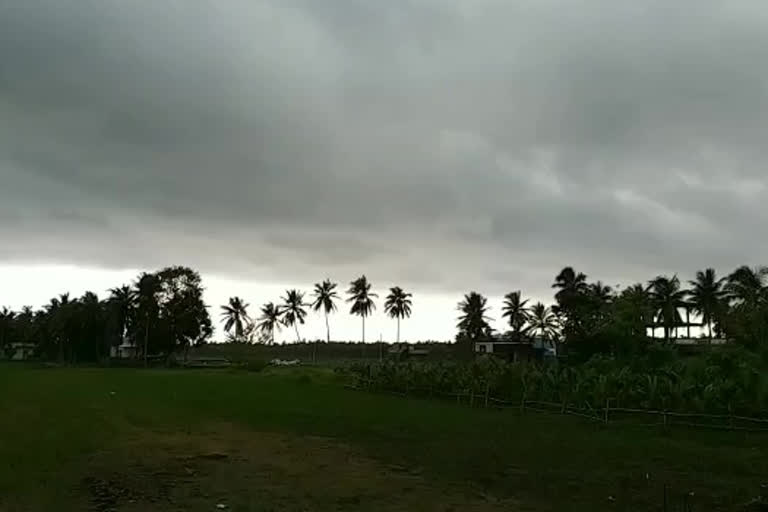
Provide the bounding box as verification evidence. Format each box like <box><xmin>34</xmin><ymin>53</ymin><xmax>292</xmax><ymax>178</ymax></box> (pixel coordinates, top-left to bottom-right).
<box><xmin>343</xmin><ymin>347</ymin><xmax>768</xmax><ymax>418</ymax></box>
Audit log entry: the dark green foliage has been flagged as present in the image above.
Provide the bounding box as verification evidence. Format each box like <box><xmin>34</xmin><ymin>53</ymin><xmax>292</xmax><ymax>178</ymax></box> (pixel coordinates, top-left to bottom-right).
<box><xmin>528</xmin><ymin>302</ymin><xmax>559</xmax><ymax>340</ymax></box>
<box><xmin>311</xmin><ymin>279</ymin><xmax>340</xmax><ymax>362</ymax></box>
<box><xmin>131</xmin><ymin>266</ymin><xmax>212</xmax><ymax>360</ymax></box>
<box><xmin>525</xmin><ymin>265</ymin><xmax>768</xmax><ymax>358</ymax></box>
<box><xmin>384</xmin><ymin>286</ymin><xmax>413</xmax><ymax>343</ymax></box>
<box><xmin>281</xmin><ymin>289</ymin><xmax>307</xmax><ymax>343</ymax></box>
<box><xmin>346</xmin><ymin>275</ymin><xmax>377</xmax><ymax>343</ymax></box>
<box><xmin>311</xmin><ymin>279</ymin><xmax>339</xmax><ymax>344</ymax></box>
<box><xmin>549</xmin><ymin>267</ymin><xmax>617</xmax><ymax>354</ymax></box>
<box><xmin>552</xmin><ymin>266</ymin><xmax>589</xmax><ymax>338</ymax></box>
<box><xmin>688</xmin><ymin>268</ymin><xmax>726</xmax><ymax>340</ymax></box>
<box><xmin>346</xmin><ymin>350</ymin><xmax>768</xmax><ymax>418</ymax></box>
<box><xmin>220</xmin><ymin>296</ymin><xmax>251</xmax><ymax>344</ymax></box>
<box><xmin>456</xmin><ymin>292</ymin><xmax>492</xmax><ymax>353</ymax></box>
<box><xmin>648</xmin><ymin>275</ymin><xmax>688</xmax><ymax>343</ymax></box>
<box><xmin>0</xmin><ymin>266</ymin><xmax>212</xmax><ymax>363</ymax></box>
<box><xmin>501</xmin><ymin>291</ymin><xmax>530</xmax><ymax>337</ymax></box>
<box><xmin>722</xmin><ymin>266</ymin><xmax>768</xmax><ymax>349</ymax></box>
<box><xmin>256</xmin><ymin>302</ymin><xmax>282</xmax><ymax>345</ymax></box>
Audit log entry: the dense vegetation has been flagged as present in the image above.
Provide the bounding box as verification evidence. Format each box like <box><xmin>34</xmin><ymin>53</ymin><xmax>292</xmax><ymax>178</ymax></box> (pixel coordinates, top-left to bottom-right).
<box><xmin>0</xmin><ymin>266</ymin><xmax>212</xmax><ymax>363</ymax></box>
<box><xmin>456</xmin><ymin>265</ymin><xmax>768</xmax><ymax>360</ymax></box>
<box><xmin>346</xmin><ymin>346</ymin><xmax>768</xmax><ymax>419</ymax></box>
<box><xmin>0</xmin><ymin>271</ymin><xmax>418</xmax><ymax>363</ymax></box>
<box><xmin>344</xmin><ymin>264</ymin><xmax>768</xmax><ymax>420</ymax></box>
<box><xmin>4</xmin><ymin>263</ymin><xmax>768</xmax><ymax>368</ymax></box>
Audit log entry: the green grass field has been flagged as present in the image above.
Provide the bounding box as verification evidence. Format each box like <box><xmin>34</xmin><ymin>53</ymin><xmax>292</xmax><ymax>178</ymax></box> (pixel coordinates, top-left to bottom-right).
<box><xmin>1</xmin><ymin>365</ymin><xmax>766</xmax><ymax>511</ymax></box>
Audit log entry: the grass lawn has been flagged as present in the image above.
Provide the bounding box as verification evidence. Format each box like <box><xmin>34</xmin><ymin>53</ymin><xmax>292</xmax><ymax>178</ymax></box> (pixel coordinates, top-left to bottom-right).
<box><xmin>1</xmin><ymin>364</ymin><xmax>766</xmax><ymax>511</ymax></box>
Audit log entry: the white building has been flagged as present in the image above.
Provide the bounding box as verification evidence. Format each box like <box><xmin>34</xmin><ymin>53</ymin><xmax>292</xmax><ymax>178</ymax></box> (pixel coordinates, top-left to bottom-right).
<box><xmin>4</xmin><ymin>343</ymin><xmax>36</xmax><ymax>361</ymax></box>
<box><xmin>110</xmin><ymin>342</ymin><xmax>137</xmax><ymax>359</ymax></box>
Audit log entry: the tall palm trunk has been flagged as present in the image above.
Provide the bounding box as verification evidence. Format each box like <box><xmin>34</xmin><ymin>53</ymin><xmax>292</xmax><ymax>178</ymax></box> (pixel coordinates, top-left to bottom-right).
<box><xmin>396</xmin><ymin>316</ymin><xmax>401</xmax><ymax>343</ymax></box>
<box><xmin>144</xmin><ymin>316</ymin><xmax>150</xmax><ymax>368</ymax></box>
<box><xmin>314</xmin><ymin>310</ymin><xmax>330</xmax><ymax>364</ymax></box>
<box><xmin>294</xmin><ymin>324</ymin><xmax>301</xmax><ymax>344</ymax></box>
<box><xmin>686</xmin><ymin>307</ymin><xmax>691</xmax><ymax>339</ymax></box>
<box><xmin>361</xmin><ymin>315</ymin><xmax>366</xmax><ymax>359</ymax></box>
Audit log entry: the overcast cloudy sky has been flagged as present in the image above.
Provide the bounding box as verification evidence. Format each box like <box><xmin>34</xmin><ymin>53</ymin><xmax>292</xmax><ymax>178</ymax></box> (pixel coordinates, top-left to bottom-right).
<box><xmin>2</xmin><ymin>1</ymin><xmax>767</xmax><ymax>341</ymax></box>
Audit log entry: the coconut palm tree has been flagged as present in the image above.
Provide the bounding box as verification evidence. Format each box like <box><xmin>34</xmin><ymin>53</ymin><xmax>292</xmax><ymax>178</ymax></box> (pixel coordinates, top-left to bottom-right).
<box><xmin>134</xmin><ymin>272</ymin><xmax>160</xmax><ymax>366</ymax></box>
<box><xmin>501</xmin><ymin>291</ymin><xmax>530</xmax><ymax>338</ymax></box>
<box><xmin>109</xmin><ymin>285</ymin><xmax>136</xmax><ymax>347</ymax></box>
<box><xmin>45</xmin><ymin>293</ymin><xmax>76</xmax><ymax>363</ymax></box>
<box><xmin>552</xmin><ymin>267</ymin><xmax>589</xmax><ymax>303</ymax></box>
<box><xmin>0</xmin><ymin>307</ymin><xmax>16</xmax><ymax>354</ymax></box>
<box><xmin>256</xmin><ymin>302</ymin><xmax>281</xmax><ymax>344</ymax></box>
<box><xmin>528</xmin><ymin>302</ymin><xmax>560</xmax><ymax>353</ymax></box>
<box><xmin>589</xmin><ymin>281</ymin><xmax>614</xmax><ymax>304</ymax></box>
<box><xmin>648</xmin><ymin>275</ymin><xmax>687</xmax><ymax>343</ymax></box>
<box><xmin>310</xmin><ymin>279</ymin><xmax>339</xmax><ymax>362</ymax></box>
<box><xmin>384</xmin><ymin>286</ymin><xmax>413</xmax><ymax>343</ymax></box>
<box><xmin>77</xmin><ymin>291</ymin><xmax>106</xmax><ymax>361</ymax></box>
<box><xmin>456</xmin><ymin>292</ymin><xmax>492</xmax><ymax>341</ymax></box>
<box><xmin>281</xmin><ymin>289</ymin><xmax>307</xmax><ymax>343</ymax></box>
<box><xmin>619</xmin><ymin>283</ymin><xmax>654</xmax><ymax>338</ymax></box>
<box><xmin>688</xmin><ymin>268</ymin><xmax>726</xmax><ymax>341</ymax></box>
<box><xmin>725</xmin><ymin>265</ymin><xmax>768</xmax><ymax>307</ymax></box>
<box><xmin>311</xmin><ymin>280</ymin><xmax>339</xmax><ymax>345</ymax></box>
<box><xmin>346</xmin><ymin>276</ymin><xmax>378</xmax><ymax>343</ymax></box>
<box><xmin>220</xmin><ymin>296</ymin><xmax>251</xmax><ymax>343</ymax></box>
<box><xmin>552</xmin><ymin>267</ymin><xmax>589</xmax><ymax>338</ymax></box>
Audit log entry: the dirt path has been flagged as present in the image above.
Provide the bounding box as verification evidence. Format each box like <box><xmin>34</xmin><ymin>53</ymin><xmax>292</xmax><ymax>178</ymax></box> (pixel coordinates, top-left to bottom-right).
<box><xmin>79</xmin><ymin>423</ymin><xmax>516</xmax><ymax>512</ymax></box>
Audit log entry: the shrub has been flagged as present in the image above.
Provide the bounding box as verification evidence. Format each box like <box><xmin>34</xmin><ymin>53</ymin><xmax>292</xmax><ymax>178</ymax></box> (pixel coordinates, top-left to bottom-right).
<box><xmin>342</xmin><ymin>352</ymin><xmax>768</xmax><ymax>418</ymax></box>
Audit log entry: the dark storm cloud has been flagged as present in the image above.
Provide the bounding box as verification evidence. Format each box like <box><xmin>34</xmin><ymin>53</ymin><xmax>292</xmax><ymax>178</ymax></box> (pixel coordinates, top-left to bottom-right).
<box><xmin>2</xmin><ymin>0</ymin><xmax>768</xmax><ymax>296</ymax></box>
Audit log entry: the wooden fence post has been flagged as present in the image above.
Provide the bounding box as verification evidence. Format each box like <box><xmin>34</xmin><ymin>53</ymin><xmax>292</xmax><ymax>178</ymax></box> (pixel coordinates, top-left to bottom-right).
<box><xmin>484</xmin><ymin>382</ymin><xmax>490</xmax><ymax>408</ymax></box>
<box><xmin>604</xmin><ymin>399</ymin><xmax>610</xmax><ymax>425</ymax></box>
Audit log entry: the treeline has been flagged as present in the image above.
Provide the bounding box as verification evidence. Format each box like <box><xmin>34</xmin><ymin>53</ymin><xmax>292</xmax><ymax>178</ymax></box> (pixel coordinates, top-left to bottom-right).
<box><xmin>220</xmin><ymin>276</ymin><xmax>412</xmax><ymax>348</ymax></box>
<box><xmin>456</xmin><ymin>266</ymin><xmax>768</xmax><ymax>358</ymax></box>
<box><xmin>0</xmin><ymin>266</ymin><xmax>211</xmax><ymax>363</ymax></box>
<box><xmin>5</xmin><ymin>262</ymin><xmax>768</xmax><ymax>364</ymax></box>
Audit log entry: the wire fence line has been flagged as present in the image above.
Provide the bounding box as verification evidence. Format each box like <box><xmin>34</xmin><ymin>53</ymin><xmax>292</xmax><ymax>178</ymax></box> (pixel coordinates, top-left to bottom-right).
<box><xmin>346</xmin><ymin>379</ymin><xmax>768</xmax><ymax>432</ymax></box>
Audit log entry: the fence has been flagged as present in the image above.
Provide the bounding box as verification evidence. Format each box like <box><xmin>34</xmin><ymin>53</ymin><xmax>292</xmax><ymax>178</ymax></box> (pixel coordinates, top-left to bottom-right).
<box><xmin>346</xmin><ymin>378</ymin><xmax>768</xmax><ymax>432</ymax></box>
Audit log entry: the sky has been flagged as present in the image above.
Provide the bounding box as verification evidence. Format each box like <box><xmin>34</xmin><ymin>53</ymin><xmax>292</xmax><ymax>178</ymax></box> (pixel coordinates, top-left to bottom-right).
<box><xmin>2</xmin><ymin>1</ymin><xmax>768</xmax><ymax>342</ymax></box>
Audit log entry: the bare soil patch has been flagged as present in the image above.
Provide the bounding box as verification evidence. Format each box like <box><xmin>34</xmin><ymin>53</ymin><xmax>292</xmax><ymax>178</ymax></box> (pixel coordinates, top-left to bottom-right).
<box><xmin>80</xmin><ymin>423</ymin><xmax>517</xmax><ymax>511</ymax></box>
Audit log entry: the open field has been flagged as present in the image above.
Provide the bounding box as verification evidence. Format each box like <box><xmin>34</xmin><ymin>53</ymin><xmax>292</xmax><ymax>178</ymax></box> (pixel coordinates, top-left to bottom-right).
<box><xmin>1</xmin><ymin>365</ymin><xmax>767</xmax><ymax>511</ymax></box>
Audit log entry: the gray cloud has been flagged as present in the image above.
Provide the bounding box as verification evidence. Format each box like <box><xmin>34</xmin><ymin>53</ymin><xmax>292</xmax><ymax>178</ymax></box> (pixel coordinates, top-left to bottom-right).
<box><xmin>2</xmin><ymin>0</ymin><xmax>768</xmax><ymax>299</ymax></box>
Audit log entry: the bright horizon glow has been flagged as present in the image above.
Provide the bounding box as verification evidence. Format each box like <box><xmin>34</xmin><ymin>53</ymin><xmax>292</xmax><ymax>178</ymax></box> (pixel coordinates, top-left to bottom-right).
<box><xmin>0</xmin><ymin>263</ymin><xmax>708</xmax><ymax>343</ymax></box>
<box><xmin>0</xmin><ymin>263</ymin><xmax>524</xmax><ymax>344</ymax></box>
